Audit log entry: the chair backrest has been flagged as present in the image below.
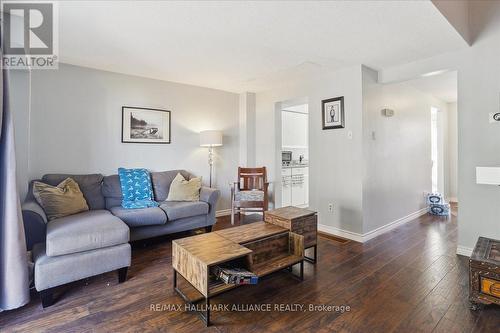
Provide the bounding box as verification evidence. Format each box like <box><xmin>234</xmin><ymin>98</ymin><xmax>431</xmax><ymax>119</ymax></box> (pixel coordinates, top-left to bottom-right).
<box><xmin>238</xmin><ymin>167</ymin><xmax>267</xmax><ymax>191</ymax></box>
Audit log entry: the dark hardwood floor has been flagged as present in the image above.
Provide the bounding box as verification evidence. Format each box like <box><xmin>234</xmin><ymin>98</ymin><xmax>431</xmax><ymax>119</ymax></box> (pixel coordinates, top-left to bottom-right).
<box><xmin>1</xmin><ymin>206</ymin><xmax>499</xmax><ymax>332</ymax></box>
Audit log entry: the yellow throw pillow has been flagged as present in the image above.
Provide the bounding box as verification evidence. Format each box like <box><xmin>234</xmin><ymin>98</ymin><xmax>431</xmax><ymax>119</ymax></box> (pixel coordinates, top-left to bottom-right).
<box><xmin>33</xmin><ymin>178</ymin><xmax>89</xmax><ymax>221</ymax></box>
<box><xmin>166</xmin><ymin>173</ymin><xmax>202</xmax><ymax>202</ymax></box>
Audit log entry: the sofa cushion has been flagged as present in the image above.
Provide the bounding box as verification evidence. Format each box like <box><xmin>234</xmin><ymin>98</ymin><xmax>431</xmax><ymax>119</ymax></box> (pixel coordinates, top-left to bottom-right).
<box><xmin>130</xmin><ymin>215</ymin><xmax>208</xmax><ymax>241</ymax></box>
<box><xmin>33</xmin><ymin>178</ymin><xmax>89</xmax><ymax>221</ymax></box>
<box><xmin>46</xmin><ymin>210</ymin><xmax>129</xmax><ymax>257</ymax></box>
<box><xmin>109</xmin><ymin>206</ymin><xmax>167</xmax><ymax>227</ymax></box>
<box><xmin>166</xmin><ymin>173</ymin><xmax>201</xmax><ymax>202</ymax></box>
<box><xmin>159</xmin><ymin>201</ymin><xmax>209</xmax><ymax>221</ymax></box>
<box><xmin>118</xmin><ymin>168</ymin><xmax>156</xmax><ymax>205</ymax></box>
<box><xmin>102</xmin><ymin>175</ymin><xmax>122</xmax><ymax>209</ymax></box>
<box><xmin>42</xmin><ymin>174</ymin><xmax>105</xmax><ymax>210</ymax></box>
<box><xmin>33</xmin><ymin>243</ymin><xmax>131</xmax><ymax>291</ymax></box>
<box><xmin>151</xmin><ymin>170</ymin><xmax>191</xmax><ymax>202</ymax></box>
<box><xmin>104</xmin><ymin>172</ymin><xmax>162</xmax><ymax>209</ymax></box>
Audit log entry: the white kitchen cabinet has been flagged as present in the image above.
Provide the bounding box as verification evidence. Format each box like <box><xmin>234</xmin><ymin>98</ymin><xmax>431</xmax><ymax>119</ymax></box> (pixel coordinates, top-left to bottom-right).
<box><xmin>281</xmin><ymin>168</ymin><xmax>292</xmax><ymax>206</ymax></box>
<box><xmin>291</xmin><ymin>167</ymin><xmax>308</xmax><ymax>206</ymax></box>
<box><xmin>282</xmin><ymin>167</ymin><xmax>309</xmax><ymax>207</ymax></box>
<box><xmin>282</xmin><ymin>111</ymin><xmax>308</xmax><ymax>148</ymax></box>
<box><xmin>303</xmin><ymin>171</ymin><xmax>309</xmax><ymax>206</ymax></box>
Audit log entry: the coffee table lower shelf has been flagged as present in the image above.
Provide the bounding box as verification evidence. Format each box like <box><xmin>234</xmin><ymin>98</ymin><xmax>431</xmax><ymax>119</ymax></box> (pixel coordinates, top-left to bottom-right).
<box><xmin>173</xmin><ymin>256</ymin><xmax>304</xmax><ymax>326</ymax></box>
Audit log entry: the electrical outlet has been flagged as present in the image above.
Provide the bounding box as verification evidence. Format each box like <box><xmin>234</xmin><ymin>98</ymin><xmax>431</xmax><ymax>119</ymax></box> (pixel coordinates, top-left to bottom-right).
<box><xmin>328</xmin><ymin>203</ymin><xmax>333</xmax><ymax>212</ymax></box>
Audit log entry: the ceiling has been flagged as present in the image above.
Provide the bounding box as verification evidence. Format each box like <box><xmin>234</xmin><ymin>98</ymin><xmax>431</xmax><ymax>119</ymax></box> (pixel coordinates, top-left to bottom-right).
<box><xmin>407</xmin><ymin>71</ymin><xmax>458</xmax><ymax>103</ymax></box>
<box><xmin>58</xmin><ymin>1</ymin><xmax>468</xmax><ymax>93</ymax></box>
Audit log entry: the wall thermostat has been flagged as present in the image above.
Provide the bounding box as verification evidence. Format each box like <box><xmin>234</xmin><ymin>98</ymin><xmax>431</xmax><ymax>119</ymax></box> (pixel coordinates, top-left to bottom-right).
<box><xmin>381</xmin><ymin>108</ymin><xmax>395</xmax><ymax>117</ymax></box>
<box><xmin>489</xmin><ymin>112</ymin><xmax>500</xmax><ymax>123</ymax></box>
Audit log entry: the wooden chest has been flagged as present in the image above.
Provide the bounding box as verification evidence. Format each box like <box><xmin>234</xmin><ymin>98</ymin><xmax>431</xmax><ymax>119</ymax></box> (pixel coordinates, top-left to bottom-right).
<box><xmin>264</xmin><ymin>206</ymin><xmax>317</xmax><ymax>249</ymax></box>
<box><xmin>469</xmin><ymin>237</ymin><xmax>500</xmax><ymax>309</ymax></box>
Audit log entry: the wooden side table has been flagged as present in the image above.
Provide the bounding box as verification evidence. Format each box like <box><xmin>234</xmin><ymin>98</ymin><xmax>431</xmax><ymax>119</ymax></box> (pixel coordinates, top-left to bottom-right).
<box><xmin>469</xmin><ymin>237</ymin><xmax>500</xmax><ymax>310</ymax></box>
<box><xmin>264</xmin><ymin>206</ymin><xmax>318</xmax><ymax>263</ymax></box>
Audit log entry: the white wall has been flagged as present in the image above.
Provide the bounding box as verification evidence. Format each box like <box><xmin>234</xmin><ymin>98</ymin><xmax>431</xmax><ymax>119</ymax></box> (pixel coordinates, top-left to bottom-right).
<box><xmin>378</xmin><ymin>1</ymin><xmax>500</xmax><ymax>253</ymax></box>
<box><xmin>447</xmin><ymin>102</ymin><xmax>458</xmax><ymax>201</ymax></box>
<box><xmin>28</xmin><ymin>64</ymin><xmax>240</xmax><ymax>210</ymax></box>
<box><xmin>255</xmin><ymin>64</ymin><xmax>455</xmax><ymax>238</ymax></box>
<box><xmin>255</xmin><ymin>66</ymin><xmax>364</xmax><ymax>234</ymax></box>
<box><xmin>362</xmin><ymin>67</ymin><xmax>450</xmax><ymax>233</ymax></box>
<box><xmin>239</xmin><ymin>92</ymin><xmax>256</xmax><ymax>166</ymax></box>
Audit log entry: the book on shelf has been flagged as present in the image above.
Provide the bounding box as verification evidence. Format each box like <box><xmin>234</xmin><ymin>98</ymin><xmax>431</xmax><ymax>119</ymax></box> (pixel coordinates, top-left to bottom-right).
<box><xmin>213</xmin><ymin>266</ymin><xmax>258</xmax><ymax>285</ymax></box>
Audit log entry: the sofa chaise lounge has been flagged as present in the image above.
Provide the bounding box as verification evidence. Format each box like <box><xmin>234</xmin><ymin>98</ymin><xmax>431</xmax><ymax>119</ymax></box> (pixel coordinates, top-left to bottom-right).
<box><xmin>22</xmin><ymin>170</ymin><xmax>220</xmax><ymax>307</ymax></box>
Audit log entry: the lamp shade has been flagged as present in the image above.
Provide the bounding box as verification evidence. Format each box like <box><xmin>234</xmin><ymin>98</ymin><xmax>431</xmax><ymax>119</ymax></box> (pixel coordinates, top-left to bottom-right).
<box><xmin>476</xmin><ymin>167</ymin><xmax>500</xmax><ymax>185</ymax></box>
<box><xmin>200</xmin><ymin>130</ymin><xmax>223</xmax><ymax>147</ymax></box>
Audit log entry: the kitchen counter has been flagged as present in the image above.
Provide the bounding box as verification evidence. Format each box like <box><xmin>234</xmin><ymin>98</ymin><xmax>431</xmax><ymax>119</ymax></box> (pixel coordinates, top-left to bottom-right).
<box><xmin>282</xmin><ymin>164</ymin><xmax>308</xmax><ymax>169</ymax></box>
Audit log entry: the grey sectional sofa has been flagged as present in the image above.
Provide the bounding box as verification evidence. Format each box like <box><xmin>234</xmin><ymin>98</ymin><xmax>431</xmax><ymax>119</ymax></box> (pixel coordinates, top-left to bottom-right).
<box><xmin>22</xmin><ymin>170</ymin><xmax>220</xmax><ymax>307</ymax></box>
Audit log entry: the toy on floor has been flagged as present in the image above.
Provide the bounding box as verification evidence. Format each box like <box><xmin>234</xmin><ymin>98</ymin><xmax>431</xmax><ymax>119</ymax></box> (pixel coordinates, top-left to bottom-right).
<box><xmin>427</xmin><ymin>193</ymin><xmax>450</xmax><ymax>216</ymax></box>
<box><xmin>429</xmin><ymin>203</ymin><xmax>450</xmax><ymax>216</ymax></box>
<box><xmin>427</xmin><ymin>193</ymin><xmax>444</xmax><ymax>205</ymax></box>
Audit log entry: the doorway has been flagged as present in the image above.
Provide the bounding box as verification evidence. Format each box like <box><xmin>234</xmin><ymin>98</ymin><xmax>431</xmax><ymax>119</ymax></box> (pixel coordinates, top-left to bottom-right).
<box><xmin>278</xmin><ymin>99</ymin><xmax>309</xmax><ymax>208</ymax></box>
<box><xmin>404</xmin><ymin>70</ymin><xmax>458</xmax><ymax>202</ymax></box>
<box><xmin>431</xmin><ymin>106</ymin><xmax>443</xmax><ymax>194</ymax></box>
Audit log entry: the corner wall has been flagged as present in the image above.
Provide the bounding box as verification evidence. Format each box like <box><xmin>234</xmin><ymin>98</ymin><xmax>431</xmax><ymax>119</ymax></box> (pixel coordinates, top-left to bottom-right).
<box><xmin>255</xmin><ymin>65</ymin><xmax>454</xmax><ymax>240</ymax></box>
<box><xmin>362</xmin><ymin>67</ymin><xmax>450</xmax><ymax>234</ymax></box>
<box><xmin>378</xmin><ymin>0</ymin><xmax>500</xmax><ymax>254</ymax></box>
<box><xmin>255</xmin><ymin>66</ymin><xmax>364</xmax><ymax>235</ymax></box>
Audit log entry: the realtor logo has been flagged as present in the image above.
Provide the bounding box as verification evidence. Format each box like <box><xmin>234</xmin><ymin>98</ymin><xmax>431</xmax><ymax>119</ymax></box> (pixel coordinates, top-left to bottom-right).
<box><xmin>1</xmin><ymin>1</ymin><xmax>58</xmax><ymax>69</ymax></box>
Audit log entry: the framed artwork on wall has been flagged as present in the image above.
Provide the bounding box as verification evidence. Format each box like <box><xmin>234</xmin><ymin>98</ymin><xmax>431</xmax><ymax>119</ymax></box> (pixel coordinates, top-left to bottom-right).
<box><xmin>121</xmin><ymin>106</ymin><xmax>171</xmax><ymax>144</ymax></box>
<box><xmin>322</xmin><ymin>96</ymin><xmax>345</xmax><ymax>130</ymax></box>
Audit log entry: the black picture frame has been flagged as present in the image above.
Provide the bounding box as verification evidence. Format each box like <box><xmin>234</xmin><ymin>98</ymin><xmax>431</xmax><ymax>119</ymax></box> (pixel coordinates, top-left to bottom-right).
<box><xmin>121</xmin><ymin>106</ymin><xmax>171</xmax><ymax>144</ymax></box>
<box><xmin>322</xmin><ymin>96</ymin><xmax>345</xmax><ymax>130</ymax></box>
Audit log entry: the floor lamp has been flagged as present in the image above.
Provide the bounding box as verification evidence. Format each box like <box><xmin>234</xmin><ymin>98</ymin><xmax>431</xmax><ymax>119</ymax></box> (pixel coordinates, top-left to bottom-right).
<box><xmin>200</xmin><ymin>130</ymin><xmax>223</xmax><ymax>188</ymax></box>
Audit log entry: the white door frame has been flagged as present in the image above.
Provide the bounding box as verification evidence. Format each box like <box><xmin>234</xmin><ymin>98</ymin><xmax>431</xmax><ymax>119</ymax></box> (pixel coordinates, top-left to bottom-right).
<box><xmin>274</xmin><ymin>97</ymin><xmax>309</xmax><ymax>208</ymax></box>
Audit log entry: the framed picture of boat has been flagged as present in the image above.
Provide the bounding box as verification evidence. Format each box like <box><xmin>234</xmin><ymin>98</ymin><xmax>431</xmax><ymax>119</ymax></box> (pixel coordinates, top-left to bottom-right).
<box><xmin>122</xmin><ymin>106</ymin><xmax>171</xmax><ymax>144</ymax></box>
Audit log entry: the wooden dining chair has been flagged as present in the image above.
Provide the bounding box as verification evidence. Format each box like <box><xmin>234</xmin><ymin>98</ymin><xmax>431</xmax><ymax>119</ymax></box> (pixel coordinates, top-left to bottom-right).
<box><xmin>230</xmin><ymin>167</ymin><xmax>269</xmax><ymax>225</ymax></box>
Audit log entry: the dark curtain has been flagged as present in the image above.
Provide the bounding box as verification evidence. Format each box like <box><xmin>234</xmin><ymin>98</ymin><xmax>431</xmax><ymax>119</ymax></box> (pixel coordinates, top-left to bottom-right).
<box><xmin>0</xmin><ymin>43</ymin><xmax>30</xmax><ymax>310</ymax></box>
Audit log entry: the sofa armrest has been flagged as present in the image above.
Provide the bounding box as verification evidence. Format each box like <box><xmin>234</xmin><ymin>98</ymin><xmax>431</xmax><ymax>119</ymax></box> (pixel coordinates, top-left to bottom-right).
<box><xmin>22</xmin><ymin>200</ymin><xmax>47</xmax><ymax>251</ymax></box>
<box><xmin>200</xmin><ymin>187</ymin><xmax>220</xmax><ymax>212</ymax></box>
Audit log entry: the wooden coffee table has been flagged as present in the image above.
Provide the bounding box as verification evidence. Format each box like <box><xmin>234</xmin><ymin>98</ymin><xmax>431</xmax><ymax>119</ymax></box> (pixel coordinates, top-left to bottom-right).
<box><xmin>172</xmin><ymin>222</ymin><xmax>304</xmax><ymax>326</ymax></box>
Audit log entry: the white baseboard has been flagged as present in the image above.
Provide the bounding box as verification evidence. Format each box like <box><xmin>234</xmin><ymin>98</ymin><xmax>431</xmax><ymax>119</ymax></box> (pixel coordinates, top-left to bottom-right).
<box><xmin>318</xmin><ymin>207</ymin><xmax>429</xmax><ymax>243</ymax></box>
<box><xmin>456</xmin><ymin>246</ymin><xmax>473</xmax><ymax>257</ymax></box>
<box><xmin>215</xmin><ymin>209</ymin><xmax>231</xmax><ymax>217</ymax></box>
<box><xmin>362</xmin><ymin>207</ymin><xmax>429</xmax><ymax>242</ymax></box>
<box><xmin>317</xmin><ymin>224</ymin><xmax>364</xmax><ymax>242</ymax></box>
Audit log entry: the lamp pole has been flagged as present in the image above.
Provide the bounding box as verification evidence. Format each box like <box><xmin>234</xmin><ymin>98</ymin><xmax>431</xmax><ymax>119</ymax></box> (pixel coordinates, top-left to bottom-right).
<box><xmin>208</xmin><ymin>146</ymin><xmax>213</xmax><ymax>188</ymax></box>
<box><xmin>200</xmin><ymin>130</ymin><xmax>222</xmax><ymax>188</ymax></box>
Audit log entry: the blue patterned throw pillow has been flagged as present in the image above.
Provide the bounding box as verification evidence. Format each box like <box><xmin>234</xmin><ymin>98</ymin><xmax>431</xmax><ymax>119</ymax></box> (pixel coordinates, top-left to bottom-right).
<box><xmin>118</xmin><ymin>168</ymin><xmax>158</xmax><ymax>209</ymax></box>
